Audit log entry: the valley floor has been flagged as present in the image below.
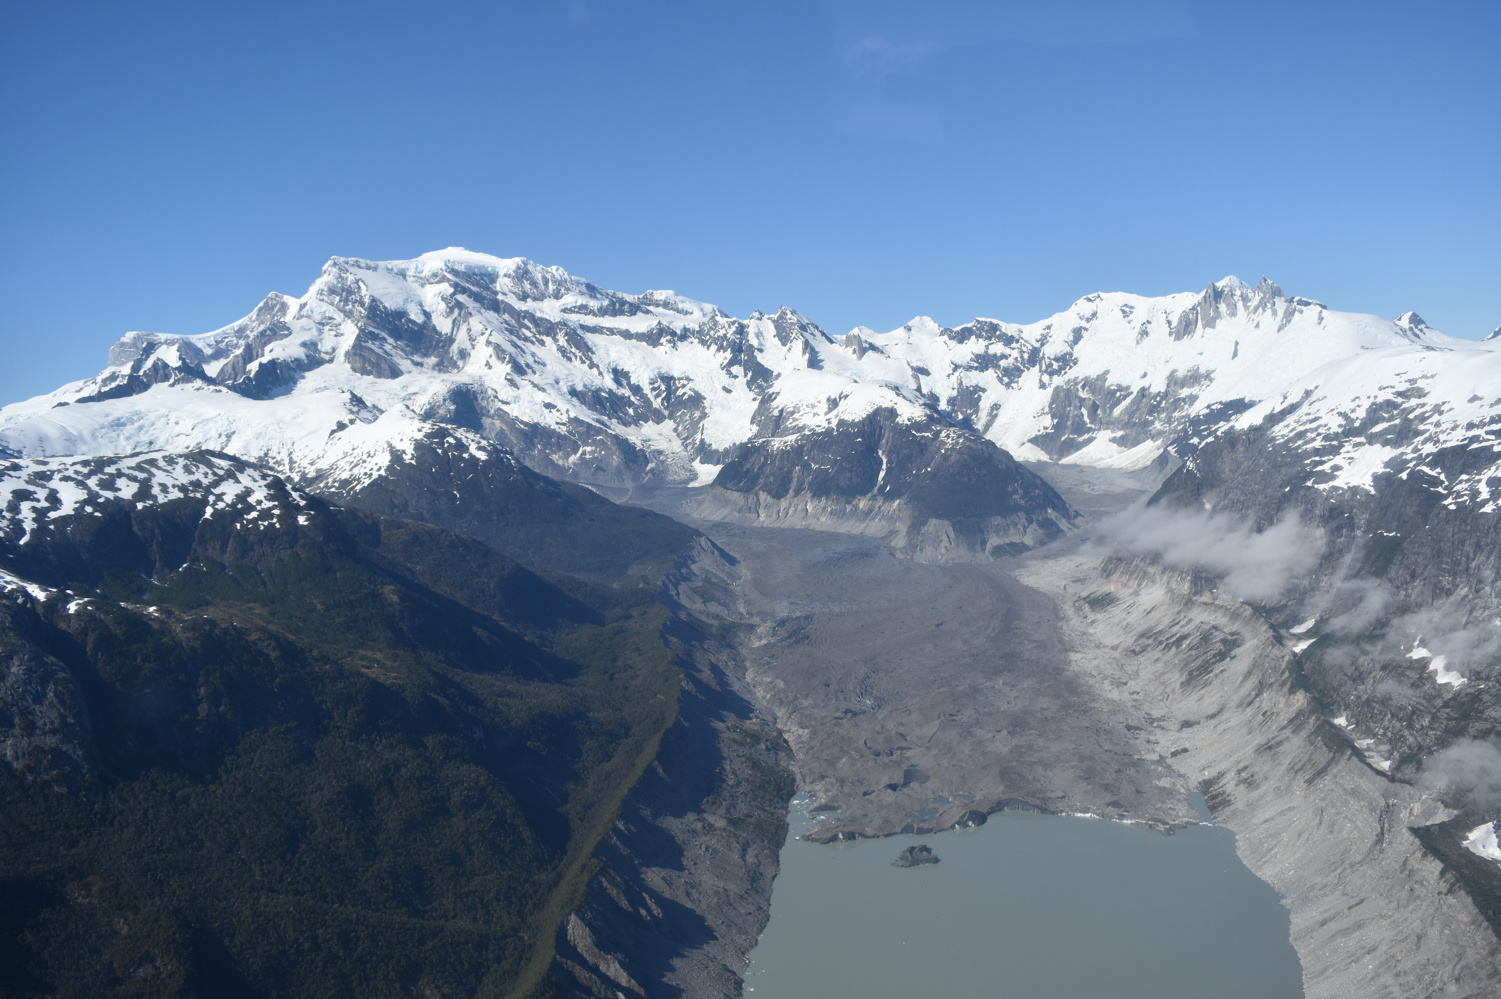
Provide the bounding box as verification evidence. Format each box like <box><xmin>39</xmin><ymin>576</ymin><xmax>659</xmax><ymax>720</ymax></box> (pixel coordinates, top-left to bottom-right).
<box><xmin>562</xmin><ymin>471</ymin><xmax>1501</xmax><ymax>998</ymax></box>
<box><xmin>697</xmin><ymin>521</ymin><xmax>1200</xmax><ymax>840</ymax></box>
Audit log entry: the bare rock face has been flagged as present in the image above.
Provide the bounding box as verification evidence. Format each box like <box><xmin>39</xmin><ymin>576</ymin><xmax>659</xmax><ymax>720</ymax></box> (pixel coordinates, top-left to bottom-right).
<box><xmin>1014</xmin><ymin>545</ymin><xmax>1501</xmax><ymax>999</ymax></box>
<box><xmin>892</xmin><ymin>844</ymin><xmax>940</xmax><ymax>868</ymax></box>
<box><xmin>0</xmin><ymin>605</ymin><xmax>94</xmax><ymax>791</ymax></box>
<box><xmin>703</xmin><ymin>412</ymin><xmax>1076</xmax><ymax>560</ymax></box>
<box><xmin>1155</xmin><ymin>416</ymin><xmax>1501</xmax><ymax>783</ymax></box>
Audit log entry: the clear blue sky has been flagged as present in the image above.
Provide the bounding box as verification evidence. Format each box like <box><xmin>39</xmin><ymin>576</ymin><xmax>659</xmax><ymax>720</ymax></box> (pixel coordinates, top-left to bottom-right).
<box><xmin>3</xmin><ymin>0</ymin><xmax>1497</xmax><ymax>405</ymax></box>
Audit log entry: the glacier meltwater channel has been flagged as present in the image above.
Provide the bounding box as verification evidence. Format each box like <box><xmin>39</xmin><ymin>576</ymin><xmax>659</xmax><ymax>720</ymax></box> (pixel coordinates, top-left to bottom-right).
<box><xmin>744</xmin><ymin>794</ymin><xmax>1302</xmax><ymax>998</ymax></box>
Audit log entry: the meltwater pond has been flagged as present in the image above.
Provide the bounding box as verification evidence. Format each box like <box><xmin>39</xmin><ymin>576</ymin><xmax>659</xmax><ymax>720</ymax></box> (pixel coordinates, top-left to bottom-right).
<box><xmin>744</xmin><ymin>797</ymin><xmax>1303</xmax><ymax>998</ymax></box>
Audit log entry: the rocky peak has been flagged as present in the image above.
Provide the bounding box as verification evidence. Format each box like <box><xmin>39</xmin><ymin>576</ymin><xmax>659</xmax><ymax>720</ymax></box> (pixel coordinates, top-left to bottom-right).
<box><xmin>1392</xmin><ymin>311</ymin><xmax>1448</xmax><ymax>344</ymax></box>
<box><xmin>1168</xmin><ymin>275</ymin><xmax>1291</xmax><ymax>342</ymax></box>
<box><xmin>492</xmin><ymin>257</ymin><xmax>590</xmax><ymax>303</ymax></box>
<box><xmin>107</xmin><ymin>331</ymin><xmax>188</xmax><ymax>368</ymax></box>
<box><xmin>1250</xmin><ymin>276</ymin><xmax>1285</xmax><ymax>312</ymax></box>
<box><xmin>1173</xmin><ymin>277</ymin><xmax>1249</xmax><ymax>339</ymax></box>
<box><xmin>765</xmin><ymin>307</ymin><xmax>831</xmax><ymax>369</ymax></box>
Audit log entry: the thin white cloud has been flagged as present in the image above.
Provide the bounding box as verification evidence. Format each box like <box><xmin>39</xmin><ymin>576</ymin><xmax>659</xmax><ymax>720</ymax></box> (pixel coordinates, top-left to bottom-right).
<box><xmin>1315</xmin><ymin>578</ymin><xmax>1393</xmax><ymax>637</ymax></box>
<box><xmin>1422</xmin><ymin>740</ymin><xmax>1501</xmax><ymax>812</ymax></box>
<box><xmin>1100</xmin><ymin>500</ymin><xmax>1322</xmax><ymax>602</ymax></box>
<box><xmin>843</xmin><ymin>36</ymin><xmax>942</xmax><ymax>77</ymax></box>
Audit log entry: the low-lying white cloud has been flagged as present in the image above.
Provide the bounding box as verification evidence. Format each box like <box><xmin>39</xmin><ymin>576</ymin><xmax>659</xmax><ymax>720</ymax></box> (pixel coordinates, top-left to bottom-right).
<box><xmin>1296</xmin><ymin>577</ymin><xmax>1392</xmax><ymax>638</ymax></box>
<box><xmin>1100</xmin><ymin>501</ymin><xmax>1322</xmax><ymax>602</ymax></box>
<box><xmin>1422</xmin><ymin>740</ymin><xmax>1501</xmax><ymax>812</ymax></box>
<box><xmin>1389</xmin><ymin>599</ymin><xmax>1501</xmax><ymax>682</ymax></box>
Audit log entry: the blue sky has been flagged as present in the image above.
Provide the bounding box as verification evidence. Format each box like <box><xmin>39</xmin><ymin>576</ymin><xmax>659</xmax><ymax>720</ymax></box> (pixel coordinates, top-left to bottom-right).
<box><xmin>2</xmin><ymin>0</ymin><xmax>1497</xmax><ymax>404</ymax></box>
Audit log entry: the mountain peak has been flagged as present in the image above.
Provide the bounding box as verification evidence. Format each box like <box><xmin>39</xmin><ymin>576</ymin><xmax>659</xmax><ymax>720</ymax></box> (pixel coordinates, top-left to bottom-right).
<box><xmin>319</xmin><ymin>251</ymin><xmax>591</xmax><ymax>304</ymax></box>
<box><xmin>1253</xmin><ymin>276</ymin><xmax>1284</xmax><ymax>297</ymax></box>
<box><xmin>366</xmin><ymin>247</ymin><xmax>542</xmax><ymax>274</ymax></box>
<box><xmin>1392</xmin><ymin>311</ymin><xmax>1447</xmax><ymax>343</ymax></box>
<box><xmin>415</xmin><ymin>246</ymin><xmax>503</xmax><ymax>265</ymax></box>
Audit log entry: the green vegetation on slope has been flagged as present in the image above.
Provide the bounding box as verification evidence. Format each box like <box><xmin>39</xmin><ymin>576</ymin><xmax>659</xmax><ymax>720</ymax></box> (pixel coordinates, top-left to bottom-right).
<box><xmin>0</xmin><ymin>498</ymin><xmax>684</xmax><ymax>998</ymax></box>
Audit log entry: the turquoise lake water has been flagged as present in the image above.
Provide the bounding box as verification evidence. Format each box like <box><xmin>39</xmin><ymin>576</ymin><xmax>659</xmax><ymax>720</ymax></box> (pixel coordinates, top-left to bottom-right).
<box><xmin>743</xmin><ymin>796</ymin><xmax>1303</xmax><ymax>998</ymax></box>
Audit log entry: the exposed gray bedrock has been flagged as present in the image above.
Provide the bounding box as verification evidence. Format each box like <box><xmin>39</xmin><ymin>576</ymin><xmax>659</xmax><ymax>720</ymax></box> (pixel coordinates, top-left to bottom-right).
<box><xmin>1013</xmin><ymin>541</ymin><xmax>1501</xmax><ymax>998</ymax></box>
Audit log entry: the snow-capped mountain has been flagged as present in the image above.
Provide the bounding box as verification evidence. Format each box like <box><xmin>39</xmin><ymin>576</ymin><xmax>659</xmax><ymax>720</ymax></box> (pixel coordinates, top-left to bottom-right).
<box><xmin>839</xmin><ymin>280</ymin><xmax>1450</xmax><ymax>467</ymax></box>
<box><xmin>0</xmin><ymin>450</ymin><xmax>312</xmax><ymax>547</ymax></box>
<box><xmin>0</xmin><ymin>248</ymin><xmax>1460</xmax><ymax>555</ymax></box>
<box><xmin>1147</xmin><ymin>336</ymin><xmax>1501</xmax><ymax>796</ymax></box>
<box><xmin>1224</xmin><ymin>339</ymin><xmax>1501</xmax><ymax>509</ymax></box>
<box><xmin>0</xmin><ymin>250</ymin><xmax>1446</xmax><ymax>477</ymax></box>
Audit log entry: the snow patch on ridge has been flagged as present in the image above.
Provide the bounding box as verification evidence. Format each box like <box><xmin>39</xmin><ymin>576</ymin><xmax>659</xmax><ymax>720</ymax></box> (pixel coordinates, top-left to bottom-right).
<box><xmin>0</xmin><ymin>568</ymin><xmax>57</xmax><ymax>604</ymax></box>
<box><xmin>1408</xmin><ymin>641</ymin><xmax>1468</xmax><ymax>688</ymax></box>
<box><xmin>0</xmin><ymin>451</ymin><xmax>310</xmax><ymax>545</ymax></box>
<box><xmin>1463</xmin><ymin>822</ymin><xmax>1501</xmax><ymax>864</ymax></box>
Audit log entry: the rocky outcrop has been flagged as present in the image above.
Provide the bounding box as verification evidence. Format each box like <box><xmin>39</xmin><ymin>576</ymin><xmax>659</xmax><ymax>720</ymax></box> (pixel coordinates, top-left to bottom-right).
<box><xmin>0</xmin><ymin>600</ymin><xmax>94</xmax><ymax>791</ymax></box>
<box><xmin>1149</xmin><ymin>375</ymin><xmax>1501</xmax><ymax>939</ymax></box>
<box><xmin>694</xmin><ymin>414</ymin><xmax>1075</xmax><ymax>560</ymax></box>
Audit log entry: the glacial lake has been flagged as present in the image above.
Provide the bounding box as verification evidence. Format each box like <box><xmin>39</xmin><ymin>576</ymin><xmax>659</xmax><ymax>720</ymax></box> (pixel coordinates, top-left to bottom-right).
<box><xmin>744</xmin><ymin>795</ymin><xmax>1303</xmax><ymax>998</ymax></box>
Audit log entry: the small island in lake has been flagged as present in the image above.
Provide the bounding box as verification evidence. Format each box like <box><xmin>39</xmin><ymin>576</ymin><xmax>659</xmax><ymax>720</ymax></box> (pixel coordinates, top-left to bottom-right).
<box><xmin>893</xmin><ymin>844</ymin><xmax>941</xmax><ymax>868</ymax></box>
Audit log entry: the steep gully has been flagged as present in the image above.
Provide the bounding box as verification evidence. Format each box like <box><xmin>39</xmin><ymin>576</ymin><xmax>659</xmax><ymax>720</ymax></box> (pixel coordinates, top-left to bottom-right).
<box><xmin>554</xmin><ymin>466</ymin><xmax>1500</xmax><ymax>998</ymax></box>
